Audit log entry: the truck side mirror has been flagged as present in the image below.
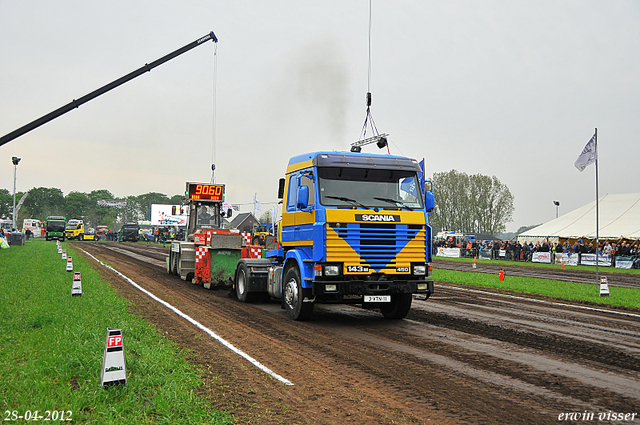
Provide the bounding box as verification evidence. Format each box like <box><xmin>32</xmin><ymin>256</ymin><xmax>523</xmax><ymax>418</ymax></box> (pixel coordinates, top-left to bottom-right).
<box><xmin>226</xmin><ymin>208</ymin><xmax>233</xmax><ymax>218</ymax></box>
<box><xmin>297</xmin><ymin>186</ymin><xmax>309</xmax><ymax>209</ymax></box>
<box><xmin>424</xmin><ymin>189</ymin><xmax>435</xmax><ymax>214</ymax></box>
<box><xmin>277</xmin><ymin>178</ymin><xmax>285</xmax><ymax>199</ymax></box>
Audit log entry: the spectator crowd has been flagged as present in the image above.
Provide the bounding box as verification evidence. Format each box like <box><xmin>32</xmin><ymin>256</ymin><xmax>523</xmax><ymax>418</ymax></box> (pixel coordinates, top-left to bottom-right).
<box><xmin>434</xmin><ymin>237</ymin><xmax>640</xmax><ymax>268</ymax></box>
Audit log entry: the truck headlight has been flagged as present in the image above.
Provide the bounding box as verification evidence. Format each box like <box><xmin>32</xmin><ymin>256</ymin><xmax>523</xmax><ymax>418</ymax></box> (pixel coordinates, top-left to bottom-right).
<box><xmin>417</xmin><ymin>283</ymin><xmax>428</xmax><ymax>290</ymax></box>
<box><xmin>413</xmin><ymin>265</ymin><xmax>426</xmax><ymax>275</ymax></box>
<box><xmin>324</xmin><ymin>265</ymin><xmax>340</xmax><ymax>276</ymax></box>
<box><xmin>324</xmin><ymin>284</ymin><xmax>338</xmax><ymax>292</ymax></box>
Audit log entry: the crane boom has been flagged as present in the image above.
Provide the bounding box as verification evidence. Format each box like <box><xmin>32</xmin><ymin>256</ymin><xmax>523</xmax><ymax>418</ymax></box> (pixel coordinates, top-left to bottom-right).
<box><xmin>0</xmin><ymin>31</ymin><xmax>218</xmax><ymax>148</ymax></box>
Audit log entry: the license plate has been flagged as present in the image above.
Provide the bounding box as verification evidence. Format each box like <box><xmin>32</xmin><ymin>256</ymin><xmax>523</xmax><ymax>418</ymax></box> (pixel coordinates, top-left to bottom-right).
<box><xmin>364</xmin><ymin>295</ymin><xmax>391</xmax><ymax>303</ymax></box>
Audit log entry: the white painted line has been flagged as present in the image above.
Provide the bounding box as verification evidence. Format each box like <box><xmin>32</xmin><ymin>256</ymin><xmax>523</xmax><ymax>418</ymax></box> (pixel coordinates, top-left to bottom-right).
<box><xmin>440</xmin><ymin>285</ymin><xmax>640</xmax><ymax>319</ymax></box>
<box><xmin>81</xmin><ymin>249</ymin><xmax>294</xmax><ymax>386</ymax></box>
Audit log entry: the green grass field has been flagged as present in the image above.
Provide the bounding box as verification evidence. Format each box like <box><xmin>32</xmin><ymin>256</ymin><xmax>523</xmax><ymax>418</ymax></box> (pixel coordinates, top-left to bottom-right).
<box><xmin>0</xmin><ymin>239</ymin><xmax>232</xmax><ymax>424</ymax></box>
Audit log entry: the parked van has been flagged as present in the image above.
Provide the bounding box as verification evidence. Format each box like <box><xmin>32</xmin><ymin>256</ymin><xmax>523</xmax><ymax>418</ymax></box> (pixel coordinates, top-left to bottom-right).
<box><xmin>23</xmin><ymin>219</ymin><xmax>44</xmax><ymax>237</ymax></box>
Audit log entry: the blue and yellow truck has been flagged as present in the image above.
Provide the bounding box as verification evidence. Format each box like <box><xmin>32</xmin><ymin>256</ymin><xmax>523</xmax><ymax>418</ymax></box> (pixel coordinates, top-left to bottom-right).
<box><xmin>234</xmin><ymin>150</ymin><xmax>435</xmax><ymax>320</ymax></box>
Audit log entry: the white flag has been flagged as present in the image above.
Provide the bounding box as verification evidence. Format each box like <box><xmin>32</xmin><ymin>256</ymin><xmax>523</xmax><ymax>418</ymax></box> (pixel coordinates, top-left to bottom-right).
<box><xmin>253</xmin><ymin>193</ymin><xmax>262</xmax><ymax>212</ymax></box>
<box><xmin>574</xmin><ymin>133</ymin><xmax>597</xmax><ymax>172</ymax></box>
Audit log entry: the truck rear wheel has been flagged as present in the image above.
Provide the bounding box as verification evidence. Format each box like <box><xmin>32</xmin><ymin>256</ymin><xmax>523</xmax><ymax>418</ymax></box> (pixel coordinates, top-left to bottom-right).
<box><xmin>235</xmin><ymin>263</ymin><xmax>257</xmax><ymax>303</ymax></box>
<box><xmin>283</xmin><ymin>266</ymin><xmax>313</xmax><ymax>321</ymax></box>
<box><xmin>170</xmin><ymin>250</ymin><xmax>179</xmax><ymax>276</ymax></box>
<box><xmin>379</xmin><ymin>293</ymin><xmax>413</xmax><ymax>320</ymax></box>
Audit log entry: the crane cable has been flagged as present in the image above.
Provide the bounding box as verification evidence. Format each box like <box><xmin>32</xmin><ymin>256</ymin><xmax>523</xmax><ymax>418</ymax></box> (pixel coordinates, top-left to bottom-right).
<box><xmin>359</xmin><ymin>0</ymin><xmax>390</xmax><ymax>154</ymax></box>
<box><xmin>211</xmin><ymin>42</ymin><xmax>218</xmax><ymax>184</ymax></box>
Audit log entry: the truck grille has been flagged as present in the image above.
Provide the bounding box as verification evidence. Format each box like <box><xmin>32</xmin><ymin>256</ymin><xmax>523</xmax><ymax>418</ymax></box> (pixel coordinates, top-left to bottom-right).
<box><xmin>327</xmin><ymin>223</ymin><xmax>426</xmax><ymax>271</ymax></box>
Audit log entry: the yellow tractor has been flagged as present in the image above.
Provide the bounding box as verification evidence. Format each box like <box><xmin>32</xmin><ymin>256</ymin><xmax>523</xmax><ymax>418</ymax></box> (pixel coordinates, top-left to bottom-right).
<box><xmin>251</xmin><ymin>224</ymin><xmax>270</xmax><ymax>246</ymax></box>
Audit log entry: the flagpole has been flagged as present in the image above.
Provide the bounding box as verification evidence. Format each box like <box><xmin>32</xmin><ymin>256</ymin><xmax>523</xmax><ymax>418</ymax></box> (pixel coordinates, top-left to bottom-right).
<box><xmin>595</xmin><ymin>128</ymin><xmax>599</xmax><ymax>285</ymax></box>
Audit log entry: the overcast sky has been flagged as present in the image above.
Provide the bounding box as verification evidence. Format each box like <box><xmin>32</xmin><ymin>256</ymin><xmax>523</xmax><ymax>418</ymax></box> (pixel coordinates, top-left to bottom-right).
<box><xmin>1</xmin><ymin>1</ymin><xmax>639</xmax><ymax>232</ymax></box>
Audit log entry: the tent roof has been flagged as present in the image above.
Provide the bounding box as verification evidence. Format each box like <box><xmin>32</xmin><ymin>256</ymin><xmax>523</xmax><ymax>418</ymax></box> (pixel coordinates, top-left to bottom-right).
<box><xmin>520</xmin><ymin>193</ymin><xmax>640</xmax><ymax>240</ymax></box>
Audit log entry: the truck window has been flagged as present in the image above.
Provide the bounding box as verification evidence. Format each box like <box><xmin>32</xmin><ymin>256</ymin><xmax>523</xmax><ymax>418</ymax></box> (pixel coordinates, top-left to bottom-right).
<box><xmin>286</xmin><ymin>175</ymin><xmax>298</xmax><ymax>212</ymax></box>
<box><xmin>287</xmin><ymin>172</ymin><xmax>315</xmax><ymax>212</ymax></box>
<box><xmin>300</xmin><ymin>174</ymin><xmax>315</xmax><ymax>208</ymax></box>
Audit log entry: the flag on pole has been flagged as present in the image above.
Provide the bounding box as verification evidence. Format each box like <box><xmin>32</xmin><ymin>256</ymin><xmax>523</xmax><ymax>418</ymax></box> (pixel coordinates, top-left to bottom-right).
<box><xmin>253</xmin><ymin>193</ymin><xmax>262</xmax><ymax>213</ymax></box>
<box><xmin>574</xmin><ymin>133</ymin><xmax>597</xmax><ymax>172</ymax></box>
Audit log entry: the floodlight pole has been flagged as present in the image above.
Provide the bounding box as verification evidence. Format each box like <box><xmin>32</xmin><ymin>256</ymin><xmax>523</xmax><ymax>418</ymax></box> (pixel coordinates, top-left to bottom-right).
<box><xmin>11</xmin><ymin>157</ymin><xmax>21</xmax><ymax>230</ymax></box>
<box><xmin>594</xmin><ymin>128</ymin><xmax>599</xmax><ymax>285</ymax></box>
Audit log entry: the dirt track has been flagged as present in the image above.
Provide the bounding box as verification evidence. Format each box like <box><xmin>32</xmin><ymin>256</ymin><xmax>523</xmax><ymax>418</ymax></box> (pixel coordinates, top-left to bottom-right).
<box><xmin>73</xmin><ymin>242</ymin><xmax>640</xmax><ymax>424</ymax></box>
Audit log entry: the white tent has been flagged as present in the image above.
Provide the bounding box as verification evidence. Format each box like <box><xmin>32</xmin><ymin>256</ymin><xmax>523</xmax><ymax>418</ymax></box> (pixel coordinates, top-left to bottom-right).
<box><xmin>519</xmin><ymin>193</ymin><xmax>640</xmax><ymax>241</ymax></box>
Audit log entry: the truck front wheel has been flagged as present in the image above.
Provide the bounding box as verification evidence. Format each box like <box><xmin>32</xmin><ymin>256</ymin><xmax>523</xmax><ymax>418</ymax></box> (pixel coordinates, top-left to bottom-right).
<box><xmin>283</xmin><ymin>266</ymin><xmax>313</xmax><ymax>321</ymax></box>
<box><xmin>379</xmin><ymin>293</ymin><xmax>413</xmax><ymax>320</ymax></box>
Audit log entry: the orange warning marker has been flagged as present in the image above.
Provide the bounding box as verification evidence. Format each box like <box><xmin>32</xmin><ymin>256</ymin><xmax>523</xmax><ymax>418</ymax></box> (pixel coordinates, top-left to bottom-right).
<box><xmin>472</xmin><ymin>256</ymin><xmax>477</xmax><ymax>269</ymax></box>
<box><xmin>499</xmin><ymin>268</ymin><xmax>505</xmax><ymax>281</ymax></box>
<box><xmin>561</xmin><ymin>260</ymin><xmax>565</xmax><ymax>269</ymax></box>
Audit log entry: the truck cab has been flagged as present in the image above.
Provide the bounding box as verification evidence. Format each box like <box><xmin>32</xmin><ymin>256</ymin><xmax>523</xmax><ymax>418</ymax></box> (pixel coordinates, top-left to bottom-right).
<box><xmin>1</xmin><ymin>219</ymin><xmax>12</xmax><ymax>237</ymax></box>
<box><xmin>121</xmin><ymin>221</ymin><xmax>140</xmax><ymax>242</ymax></box>
<box><xmin>261</xmin><ymin>151</ymin><xmax>435</xmax><ymax>320</ymax></box>
<box><xmin>65</xmin><ymin>220</ymin><xmax>84</xmax><ymax>240</ymax></box>
<box><xmin>45</xmin><ymin>216</ymin><xmax>66</xmax><ymax>241</ymax></box>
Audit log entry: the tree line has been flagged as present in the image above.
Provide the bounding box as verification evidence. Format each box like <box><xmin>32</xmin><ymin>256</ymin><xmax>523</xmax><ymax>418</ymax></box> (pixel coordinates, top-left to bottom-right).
<box><xmin>2</xmin><ymin>169</ymin><xmax>516</xmax><ymax>236</ymax></box>
<box><xmin>428</xmin><ymin>170</ymin><xmax>514</xmax><ymax>236</ymax></box>
<box><xmin>0</xmin><ymin>187</ymin><xmax>182</xmax><ymax>230</ymax></box>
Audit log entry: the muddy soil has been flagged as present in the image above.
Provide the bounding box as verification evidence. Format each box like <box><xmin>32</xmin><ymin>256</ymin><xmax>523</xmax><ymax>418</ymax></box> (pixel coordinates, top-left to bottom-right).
<box><xmin>73</xmin><ymin>242</ymin><xmax>640</xmax><ymax>425</ymax></box>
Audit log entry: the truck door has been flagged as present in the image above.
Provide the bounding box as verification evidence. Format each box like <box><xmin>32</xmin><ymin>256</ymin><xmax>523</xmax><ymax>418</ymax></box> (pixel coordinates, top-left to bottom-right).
<box><xmin>282</xmin><ymin>171</ymin><xmax>315</xmax><ymax>245</ymax></box>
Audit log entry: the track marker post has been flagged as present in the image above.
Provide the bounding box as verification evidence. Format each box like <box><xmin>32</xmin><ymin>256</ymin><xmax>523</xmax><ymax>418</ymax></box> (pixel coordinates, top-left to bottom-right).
<box><xmin>66</xmin><ymin>257</ymin><xmax>73</xmax><ymax>272</ymax></box>
<box><xmin>71</xmin><ymin>272</ymin><xmax>82</xmax><ymax>296</ymax></box>
<box><xmin>499</xmin><ymin>268</ymin><xmax>505</xmax><ymax>281</ymax></box>
<box><xmin>599</xmin><ymin>277</ymin><xmax>610</xmax><ymax>297</ymax></box>
<box><xmin>61</xmin><ymin>249</ymin><xmax>67</xmax><ymax>260</ymax></box>
<box><xmin>101</xmin><ymin>328</ymin><xmax>127</xmax><ymax>387</ymax></box>
<box><xmin>472</xmin><ymin>256</ymin><xmax>477</xmax><ymax>269</ymax></box>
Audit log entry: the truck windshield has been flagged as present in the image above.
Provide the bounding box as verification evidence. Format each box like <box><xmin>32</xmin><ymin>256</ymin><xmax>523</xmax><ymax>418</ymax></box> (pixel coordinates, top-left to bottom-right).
<box><xmin>318</xmin><ymin>167</ymin><xmax>424</xmax><ymax>210</ymax></box>
<box><xmin>47</xmin><ymin>221</ymin><xmax>65</xmax><ymax>232</ymax></box>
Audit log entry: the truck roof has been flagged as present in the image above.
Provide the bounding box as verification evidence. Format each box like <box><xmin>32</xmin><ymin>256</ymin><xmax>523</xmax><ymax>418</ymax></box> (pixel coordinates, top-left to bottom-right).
<box><xmin>286</xmin><ymin>151</ymin><xmax>422</xmax><ymax>174</ymax></box>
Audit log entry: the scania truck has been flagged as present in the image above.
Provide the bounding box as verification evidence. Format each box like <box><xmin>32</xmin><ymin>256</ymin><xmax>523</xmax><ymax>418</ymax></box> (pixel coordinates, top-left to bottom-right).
<box><xmin>168</xmin><ymin>150</ymin><xmax>435</xmax><ymax>321</ymax></box>
<box><xmin>261</xmin><ymin>150</ymin><xmax>435</xmax><ymax>320</ymax></box>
